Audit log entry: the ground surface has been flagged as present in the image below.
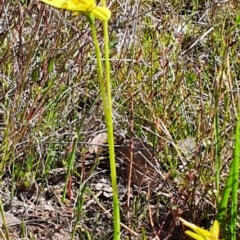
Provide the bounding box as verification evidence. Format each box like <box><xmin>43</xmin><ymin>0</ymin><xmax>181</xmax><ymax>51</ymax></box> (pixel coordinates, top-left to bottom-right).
<box><xmin>0</xmin><ymin>0</ymin><xmax>240</xmax><ymax>239</ymax></box>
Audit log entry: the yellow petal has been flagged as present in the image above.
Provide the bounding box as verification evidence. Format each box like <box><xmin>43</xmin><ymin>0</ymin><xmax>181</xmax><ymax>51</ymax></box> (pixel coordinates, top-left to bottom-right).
<box><xmin>179</xmin><ymin>217</ymin><xmax>212</xmax><ymax>238</ymax></box>
<box><xmin>40</xmin><ymin>0</ymin><xmax>70</xmax><ymax>9</ymax></box>
<box><xmin>40</xmin><ymin>0</ymin><xmax>111</xmax><ymax>20</ymax></box>
<box><xmin>179</xmin><ymin>218</ymin><xmax>198</xmax><ymax>231</ymax></box>
<box><xmin>40</xmin><ymin>0</ymin><xmax>94</xmax><ymax>11</ymax></box>
<box><xmin>195</xmin><ymin>228</ymin><xmax>212</xmax><ymax>238</ymax></box>
<box><xmin>68</xmin><ymin>0</ymin><xmax>95</xmax><ymax>11</ymax></box>
<box><xmin>92</xmin><ymin>7</ymin><xmax>111</xmax><ymax>20</ymax></box>
<box><xmin>210</xmin><ymin>220</ymin><xmax>220</xmax><ymax>239</ymax></box>
<box><xmin>185</xmin><ymin>230</ymin><xmax>205</xmax><ymax>240</ymax></box>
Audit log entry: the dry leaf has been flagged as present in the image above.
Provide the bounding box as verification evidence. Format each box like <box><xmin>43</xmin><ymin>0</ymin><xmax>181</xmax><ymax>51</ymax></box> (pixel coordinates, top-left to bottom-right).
<box><xmin>88</xmin><ymin>132</ymin><xmax>108</xmax><ymax>154</ymax></box>
<box><xmin>117</xmin><ymin>139</ymin><xmax>157</xmax><ymax>187</ymax></box>
<box><xmin>0</xmin><ymin>212</ymin><xmax>21</xmax><ymax>227</ymax></box>
<box><xmin>177</xmin><ymin>138</ymin><xmax>195</xmax><ymax>154</ymax></box>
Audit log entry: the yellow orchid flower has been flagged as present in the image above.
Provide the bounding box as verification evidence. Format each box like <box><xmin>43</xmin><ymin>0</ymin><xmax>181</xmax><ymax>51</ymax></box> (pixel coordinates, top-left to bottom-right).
<box><xmin>39</xmin><ymin>0</ymin><xmax>111</xmax><ymax>20</ymax></box>
<box><xmin>179</xmin><ymin>217</ymin><xmax>220</xmax><ymax>240</ymax></box>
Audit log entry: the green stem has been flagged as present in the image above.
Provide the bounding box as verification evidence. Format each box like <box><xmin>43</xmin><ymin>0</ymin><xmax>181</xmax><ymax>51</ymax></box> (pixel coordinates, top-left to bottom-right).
<box><xmin>230</xmin><ymin>99</ymin><xmax>240</xmax><ymax>240</ymax></box>
<box><xmin>88</xmin><ymin>15</ymin><xmax>109</xmax><ymax>122</ymax></box>
<box><xmin>217</xmin><ymin>101</ymin><xmax>240</xmax><ymax>240</ymax></box>
<box><xmin>0</xmin><ymin>198</ymin><xmax>10</xmax><ymax>240</ymax></box>
<box><xmin>88</xmin><ymin>14</ymin><xmax>120</xmax><ymax>239</ymax></box>
<box><xmin>103</xmin><ymin>18</ymin><xmax>121</xmax><ymax>240</ymax></box>
<box><xmin>214</xmin><ymin>102</ymin><xmax>220</xmax><ymax>204</ymax></box>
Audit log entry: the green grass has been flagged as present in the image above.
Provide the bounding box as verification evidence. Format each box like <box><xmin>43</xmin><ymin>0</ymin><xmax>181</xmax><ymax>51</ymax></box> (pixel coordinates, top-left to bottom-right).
<box><xmin>0</xmin><ymin>0</ymin><xmax>240</xmax><ymax>239</ymax></box>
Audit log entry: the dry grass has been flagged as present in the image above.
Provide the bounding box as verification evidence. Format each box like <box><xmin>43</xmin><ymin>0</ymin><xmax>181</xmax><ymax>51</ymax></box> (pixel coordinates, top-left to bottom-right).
<box><xmin>0</xmin><ymin>0</ymin><xmax>240</xmax><ymax>239</ymax></box>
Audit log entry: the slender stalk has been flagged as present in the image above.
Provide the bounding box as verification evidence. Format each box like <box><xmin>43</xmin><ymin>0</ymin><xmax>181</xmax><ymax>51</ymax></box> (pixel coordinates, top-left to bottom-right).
<box><xmin>217</xmin><ymin>160</ymin><xmax>233</xmax><ymax>222</ymax></box>
<box><xmin>230</xmin><ymin>98</ymin><xmax>240</xmax><ymax>240</ymax></box>
<box><xmin>0</xmin><ymin>199</ymin><xmax>10</xmax><ymax>240</ymax></box>
<box><xmin>88</xmin><ymin>13</ymin><xmax>120</xmax><ymax>239</ymax></box>
<box><xmin>217</xmin><ymin>100</ymin><xmax>240</xmax><ymax>240</ymax></box>
<box><xmin>100</xmin><ymin>4</ymin><xmax>121</xmax><ymax>235</ymax></box>
<box><xmin>102</xmin><ymin>18</ymin><xmax>121</xmax><ymax>240</ymax></box>
<box><xmin>62</xmin><ymin>134</ymin><xmax>78</xmax><ymax>202</ymax></box>
<box><xmin>214</xmin><ymin>98</ymin><xmax>220</xmax><ymax>204</ymax></box>
<box><xmin>88</xmin><ymin>16</ymin><xmax>109</xmax><ymax>124</ymax></box>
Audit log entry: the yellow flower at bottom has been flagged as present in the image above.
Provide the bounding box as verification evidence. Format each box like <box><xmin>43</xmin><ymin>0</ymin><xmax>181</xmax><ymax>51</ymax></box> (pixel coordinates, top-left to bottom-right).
<box><xmin>179</xmin><ymin>218</ymin><xmax>220</xmax><ymax>240</ymax></box>
<box><xmin>40</xmin><ymin>0</ymin><xmax>111</xmax><ymax>20</ymax></box>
